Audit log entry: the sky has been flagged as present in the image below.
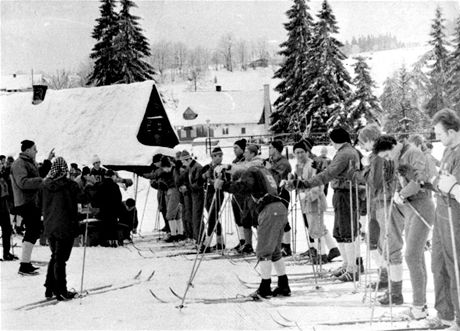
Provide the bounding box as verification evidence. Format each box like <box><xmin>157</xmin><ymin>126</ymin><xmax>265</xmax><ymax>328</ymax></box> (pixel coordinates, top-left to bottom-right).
<box><xmin>1</xmin><ymin>0</ymin><xmax>459</xmax><ymax>75</ymax></box>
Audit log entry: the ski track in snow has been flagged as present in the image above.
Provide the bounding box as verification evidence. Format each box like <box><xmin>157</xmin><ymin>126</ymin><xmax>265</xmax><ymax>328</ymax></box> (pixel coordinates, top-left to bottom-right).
<box><xmin>2</xmin><ymin>197</ymin><xmax>439</xmax><ymax>330</ymax></box>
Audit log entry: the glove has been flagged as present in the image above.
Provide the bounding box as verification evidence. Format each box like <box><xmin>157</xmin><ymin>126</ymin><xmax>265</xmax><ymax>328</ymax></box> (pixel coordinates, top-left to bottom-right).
<box><xmin>393</xmin><ymin>191</ymin><xmax>404</xmax><ymax>205</ymax></box>
<box><xmin>279</xmin><ymin>179</ymin><xmax>287</xmax><ymax>188</ymax></box>
<box><xmin>214</xmin><ymin>178</ymin><xmax>224</xmax><ymax>190</ymax></box>
<box><xmin>361</xmin><ymin>155</ymin><xmax>370</xmax><ymax>167</ymax></box>
<box><xmin>123</xmin><ymin>178</ymin><xmax>133</xmax><ymax>188</ymax></box>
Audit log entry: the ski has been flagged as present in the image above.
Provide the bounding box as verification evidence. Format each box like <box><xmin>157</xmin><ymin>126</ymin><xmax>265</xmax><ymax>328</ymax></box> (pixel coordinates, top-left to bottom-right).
<box><xmin>379</xmin><ymin>326</ymin><xmax>449</xmax><ymax>331</ymax></box>
<box><xmin>149</xmin><ymin>289</ymin><xmax>168</xmax><ymax>303</ymax></box>
<box><xmin>169</xmin><ymin>287</ymin><xmax>184</xmax><ymax>300</ymax></box>
<box><xmin>269</xmin><ymin>313</ymin><xmax>297</xmax><ymax>328</ymax></box>
<box><xmin>319</xmin><ymin>316</ymin><xmax>410</xmax><ymax>326</ymax></box>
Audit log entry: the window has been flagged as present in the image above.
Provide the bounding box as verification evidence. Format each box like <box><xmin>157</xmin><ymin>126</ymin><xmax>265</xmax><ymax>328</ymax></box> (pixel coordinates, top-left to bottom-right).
<box><xmin>241</xmin><ymin>127</ymin><xmax>246</xmax><ymax>134</ymax></box>
<box><xmin>222</xmin><ymin>128</ymin><xmax>229</xmax><ymax>135</ymax></box>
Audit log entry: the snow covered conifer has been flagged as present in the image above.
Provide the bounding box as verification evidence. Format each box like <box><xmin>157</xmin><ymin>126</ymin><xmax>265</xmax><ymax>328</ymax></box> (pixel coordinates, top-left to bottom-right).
<box><xmin>425</xmin><ymin>6</ymin><xmax>450</xmax><ymax>117</ymax></box>
<box><xmin>87</xmin><ymin>0</ymin><xmax>119</xmax><ymax>86</ymax></box>
<box><xmin>447</xmin><ymin>16</ymin><xmax>460</xmax><ymax>113</ymax></box>
<box><xmin>303</xmin><ymin>0</ymin><xmax>352</xmax><ymax>134</ymax></box>
<box><xmin>342</xmin><ymin>56</ymin><xmax>382</xmax><ymax>131</ymax></box>
<box><xmin>271</xmin><ymin>0</ymin><xmax>314</xmax><ymax>134</ymax></box>
<box><xmin>381</xmin><ymin>66</ymin><xmax>430</xmax><ymax>135</ymax></box>
<box><xmin>112</xmin><ymin>0</ymin><xmax>156</xmax><ymax>84</ymax></box>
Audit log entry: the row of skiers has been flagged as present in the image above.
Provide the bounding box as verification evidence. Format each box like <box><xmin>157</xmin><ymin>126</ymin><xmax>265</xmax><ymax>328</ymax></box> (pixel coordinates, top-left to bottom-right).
<box><xmin>144</xmin><ymin>108</ymin><xmax>460</xmax><ymax>330</ymax></box>
<box><xmin>144</xmin><ymin>138</ymin><xmax>343</xmax><ymax>264</ymax></box>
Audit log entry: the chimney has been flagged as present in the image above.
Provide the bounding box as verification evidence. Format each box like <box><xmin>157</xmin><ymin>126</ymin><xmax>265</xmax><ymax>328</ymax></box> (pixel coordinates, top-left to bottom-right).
<box><xmin>263</xmin><ymin>84</ymin><xmax>271</xmax><ymax>129</ymax></box>
<box><xmin>215</xmin><ymin>85</ymin><xmax>222</xmax><ymax>92</ymax></box>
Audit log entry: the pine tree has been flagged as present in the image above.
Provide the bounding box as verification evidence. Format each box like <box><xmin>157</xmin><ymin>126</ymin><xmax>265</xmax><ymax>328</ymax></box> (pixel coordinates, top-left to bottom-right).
<box><xmin>112</xmin><ymin>0</ymin><xmax>155</xmax><ymax>83</ymax></box>
<box><xmin>271</xmin><ymin>0</ymin><xmax>314</xmax><ymax>134</ymax></box>
<box><xmin>447</xmin><ymin>16</ymin><xmax>460</xmax><ymax>113</ymax></box>
<box><xmin>87</xmin><ymin>0</ymin><xmax>119</xmax><ymax>86</ymax></box>
<box><xmin>381</xmin><ymin>66</ymin><xmax>430</xmax><ymax>135</ymax></box>
<box><xmin>426</xmin><ymin>7</ymin><xmax>450</xmax><ymax>117</ymax></box>
<box><xmin>342</xmin><ymin>56</ymin><xmax>382</xmax><ymax>131</ymax></box>
<box><xmin>303</xmin><ymin>0</ymin><xmax>352</xmax><ymax>133</ymax></box>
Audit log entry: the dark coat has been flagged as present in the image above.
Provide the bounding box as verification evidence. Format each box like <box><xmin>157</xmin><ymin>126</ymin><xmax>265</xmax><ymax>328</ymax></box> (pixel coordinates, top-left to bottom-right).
<box><xmin>42</xmin><ymin>176</ymin><xmax>81</xmax><ymax>240</ymax></box>
<box><xmin>188</xmin><ymin>160</ymin><xmax>204</xmax><ymax>193</ymax></box>
<box><xmin>92</xmin><ymin>178</ymin><xmax>122</xmax><ymax>223</ymax></box>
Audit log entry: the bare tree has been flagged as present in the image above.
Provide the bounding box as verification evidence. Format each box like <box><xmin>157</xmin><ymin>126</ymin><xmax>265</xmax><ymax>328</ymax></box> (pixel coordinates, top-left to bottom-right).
<box><xmin>236</xmin><ymin>39</ymin><xmax>249</xmax><ymax>70</ymax></box>
<box><xmin>43</xmin><ymin>70</ymin><xmax>75</xmax><ymax>90</ymax></box>
<box><xmin>187</xmin><ymin>46</ymin><xmax>210</xmax><ymax>91</ymax></box>
<box><xmin>76</xmin><ymin>58</ymin><xmax>94</xmax><ymax>87</ymax></box>
<box><xmin>219</xmin><ymin>33</ymin><xmax>235</xmax><ymax>72</ymax></box>
<box><xmin>149</xmin><ymin>40</ymin><xmax>173</xmax><ymax>82</ymax></box>
<box><xmin>172</xmin><ymin>42</ymin><xmax>188</xmax><ymax>79</ymax></box>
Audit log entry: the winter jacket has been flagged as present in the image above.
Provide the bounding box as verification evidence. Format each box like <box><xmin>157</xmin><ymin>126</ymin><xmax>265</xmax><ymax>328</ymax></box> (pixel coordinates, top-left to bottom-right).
<box><xmin>396</xmin><ymin>143</ymin><xmax>430</xmax><ymax>200</ymax></box>
<box><xmin>188</xmin><ymin>160</ymin><xmax>204</xmax><ymax>193</ymax></box>
<box><xmin>41</xmin><ymin>176</ymin><xmax>81</xmax><ymax>240</ymax></box>
<box><xmin>92</xmin><ymin>177</ymin><xmax>122</xmax><ymax>222</ymax></box>
<box><xmin>298</xmin><ymin>143</ymin><xmax>360</xmax><ymax>190</ymax></box>
<box><xmin>10</xmin><ymin>153</ymin><xmax>44</xmax><ymax>207</ymax></box>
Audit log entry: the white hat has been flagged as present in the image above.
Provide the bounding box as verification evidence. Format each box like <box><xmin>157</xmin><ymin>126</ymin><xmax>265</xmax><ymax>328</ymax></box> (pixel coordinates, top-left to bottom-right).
<box><xmin>91</xmin><ymin>154</ymin><xmax>101</xmax><ymax>164</ymax></box>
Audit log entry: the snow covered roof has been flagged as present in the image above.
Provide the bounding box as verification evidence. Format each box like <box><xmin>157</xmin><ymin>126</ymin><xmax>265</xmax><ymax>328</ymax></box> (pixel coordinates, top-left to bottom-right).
<box><xmin>0</xmin><ymin>81</ymin><xmax>178</xmax><ymax>167</ymax></box>
<box><xmin>0</xmin><ymin>74</ymin><xmax>42</xmax><ymax>91</ymax></box>
<box><xmin>169</xmin><ymin>90</ymin><xmax>267</xmax><ymax>127</ymax></box>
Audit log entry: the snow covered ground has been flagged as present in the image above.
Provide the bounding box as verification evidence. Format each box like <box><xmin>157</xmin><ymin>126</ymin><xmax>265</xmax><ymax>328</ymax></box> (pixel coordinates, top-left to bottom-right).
<box><xmin>1</xmin><ymin>168</ymin><xmax>444</xmax><ymax>330</ymax></box>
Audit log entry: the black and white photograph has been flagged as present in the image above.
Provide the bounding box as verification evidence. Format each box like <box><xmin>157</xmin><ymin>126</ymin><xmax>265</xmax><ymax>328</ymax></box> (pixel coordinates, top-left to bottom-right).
<box><xmin>1</xmin><ymin>0</ymin><xmax>460</xmax><ymax>329</ymax></box>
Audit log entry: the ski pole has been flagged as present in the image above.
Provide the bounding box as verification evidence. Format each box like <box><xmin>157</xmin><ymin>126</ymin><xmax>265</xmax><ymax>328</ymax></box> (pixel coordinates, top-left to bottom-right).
<box><xmin>362</xmin><ymin>184</ymin><xmax>372</xmax><ymax>303</ymax></box>
<box><xmin>79</xmin><ymin>207</ymin><xmax>90</xmax><ymax>304</ymax></box>
<box><xmin>349</xmin><ymin>180</ymin><xmax>357</xmax><ymax>291</ymax></box>
<box><xmin>355</xmin><ymin>181</ymin><xmax>363</xmax><ymax>286</ymax></box>
<box><xmin>447</xmin><ymin>195</ymin><xmax>460</xmax><ymax>314</ymax></box>
<box><xmin>139</xmin><ymin>184</ymin><xmax>150</xmax><ymax>235</ymax></box>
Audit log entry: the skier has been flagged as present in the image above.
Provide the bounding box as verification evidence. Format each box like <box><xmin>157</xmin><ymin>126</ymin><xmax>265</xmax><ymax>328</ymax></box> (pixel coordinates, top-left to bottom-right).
<box><xmin>265</xmin><ymin>140</ymin><xmax>292</xmax><ymax>256</ymax></box>
<box><xmin>425</xmin><ymin>108</ymin><xmax>460</xmax><ymax>330</ymax></box>
<box><xmin>230</xmin><ymin>139</ymin><xmax>247</xmax><ymax>252</ymax></box>
<box><xmin>288</xmin><ymin>127</ymin><xmax>360</xmax><ymax>282</ymax></box>
<box><xmin>287</xmin><ymin>139</ymin><xmax>338</xmax><ymax>264</ymax></box>
<box><xmin>41</xmin><ymin>157</ymin><xmax>80</xmax><ymax>300</ymax></box>
<box><xmin>214</xmin><ymin>163</ymin><xmax>291</xmax><ymax>298</ymax></box>
<box><xmin>373</xmin><ymin>134</ymin><xmax>435</xmax><ymax>314</ymax></box>
<box><xmin>11</xmin><ymin>140</ymin><xmax>53</xmax><ymax>275</ymax></box>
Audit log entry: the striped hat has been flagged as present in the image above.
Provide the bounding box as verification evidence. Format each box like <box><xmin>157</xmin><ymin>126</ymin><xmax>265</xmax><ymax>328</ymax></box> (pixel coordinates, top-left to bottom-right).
<box><xmin>49</xmin><ymin>157</ymin><xmax>68</xmax><ymax>179</ymax></box>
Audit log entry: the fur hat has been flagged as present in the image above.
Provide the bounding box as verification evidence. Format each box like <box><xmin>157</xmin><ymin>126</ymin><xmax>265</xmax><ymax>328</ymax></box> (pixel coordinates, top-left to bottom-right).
<box><xmin>49</xmin><ymin>157</ymin><xmax>68</xmax><ymax>179</ymax></box>
<box><xmin>91</xmin><ymin>154</ymin><xmax>101</xmax><ymax>165</ymax></box>
<box><xmin>329</xmin><ymin>127</ymin><xmax>351</xmax><ymax>144</ymax></box>
<box><xmin>211</xmin><ymin>147</ymin><xmax>223</xmax><ymax>156</ymax></box>
<box><xmin>270</xmin><ymin>140</ymin><xmax>284</xmax><ymax>153</ymax></box>
<box><xmin>234</xmin><ymin>139</ymin><xmax>247</xmax><ymax>152</ymax></box>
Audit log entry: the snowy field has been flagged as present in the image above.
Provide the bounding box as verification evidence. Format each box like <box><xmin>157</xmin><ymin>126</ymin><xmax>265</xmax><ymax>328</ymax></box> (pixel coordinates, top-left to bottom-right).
<box><xmin>1</xmin><ymin>167</ymin><xmax>444</xmax><ymax>331</ymax></box>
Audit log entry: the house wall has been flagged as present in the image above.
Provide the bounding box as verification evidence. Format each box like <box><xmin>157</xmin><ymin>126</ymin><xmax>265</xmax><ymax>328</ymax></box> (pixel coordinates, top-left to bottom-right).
<box><xmin>176</xmin><ymin>123</ymin><xmax>268</xmax><ymax>141</ymax></box>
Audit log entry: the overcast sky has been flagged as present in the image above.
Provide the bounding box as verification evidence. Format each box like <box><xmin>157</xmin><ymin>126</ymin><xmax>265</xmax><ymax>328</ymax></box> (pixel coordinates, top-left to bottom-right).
<box><xmin>1</xmin><ymin>0</ymin><xmax>459</xmax><ymax>75</ymax></box>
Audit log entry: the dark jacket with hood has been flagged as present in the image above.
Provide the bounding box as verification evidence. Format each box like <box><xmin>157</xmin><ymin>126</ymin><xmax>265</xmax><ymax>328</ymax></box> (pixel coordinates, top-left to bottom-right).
<box><xmin>41</xmin><ymin>176</ymin><xmax>81</xmax><ymax>240</ymax></box>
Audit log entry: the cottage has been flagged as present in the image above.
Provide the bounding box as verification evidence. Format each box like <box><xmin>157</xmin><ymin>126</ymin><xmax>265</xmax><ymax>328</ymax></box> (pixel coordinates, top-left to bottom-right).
<box><xmin>170</xmin><ymin>84</ymin><xmax>272</xmax><ymax>142</ymax></box>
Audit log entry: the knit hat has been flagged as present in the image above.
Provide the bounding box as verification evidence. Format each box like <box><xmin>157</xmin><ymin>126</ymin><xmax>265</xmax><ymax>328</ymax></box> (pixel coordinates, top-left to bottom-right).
<box><xmin>211</xmin><ymin>147</ymin><xmax>223</xmax><ymax>156</ymax></box>
<box><xmin>329</xmin><ymin>127</ymin><xmax>351</xmax><ymax>144</ymax></box>
<box><xmin>293</xmin><ymin>139</ymin><xmax>313</xmax><ymax>152</ymax></box>
<box><xmin>180</xmin><ymin>150</ymin><xmax>191</xmax><ymax>160</ymax></box>
<box><xmin>91</xmin><ymin>154</ymin><xmax>101</xmax><ymax>164</ymax></box>
<box><xmin>270</xmin><ymin>140</ymin><xmax>284</xmax><ymax>153</ymax></box>
<box><xmin>49</xmin><ymin>156</ymin><xmax>68</xmax><ymax>179</ymax></box>
<box><xmin>234</xmin><ymin>139</ymin><xmax>247</xmax><ymax>152</ymax></box>
<box><xmin>161</xmin><ymin>156</ymin><xmax>172</xmax><ymax>168</ymax></box>
<box><xmin>246</xmin><ymin>144</ymin><xmax>259</xmax><ymax>155</ymax></box>
<box><xmin>152</xmin><ymin>154</ymin><xmax>163</xmax><ymax>164</ymax></box>
<box><xmin>20</xmin><ymin>140</ymin><xmax>35</xmax><ymax>152</ymax></box>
